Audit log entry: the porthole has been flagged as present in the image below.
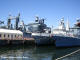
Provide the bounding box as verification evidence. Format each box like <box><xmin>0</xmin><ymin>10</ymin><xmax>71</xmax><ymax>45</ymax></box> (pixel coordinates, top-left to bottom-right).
<box><xmin>11</xmin><ymin>35</ymin><xmax>13</xmax><ymax>38</ymax></box>
<box><xmin>4</xmin><ymin>34</ymin><xmax>5</xmax><ymax>37</ymax></box>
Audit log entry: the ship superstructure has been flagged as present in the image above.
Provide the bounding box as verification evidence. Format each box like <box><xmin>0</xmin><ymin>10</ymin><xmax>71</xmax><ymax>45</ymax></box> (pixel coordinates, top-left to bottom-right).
<box><xmin>0</xmin><ymin>14</ymin><xmax>35</xmax><ymax>45</ymax></box>
<box><xmin>69</xmin><ymin>18</ymin><xmax>80</xmax><ymax>38</ymax></box>
<box><xmin>53</xmin><ymin>18</ymin><xmax>80</xmax><ymax>47</ymax></box>
<box><xmin>26</xmin><ymin>16</ymin><xmax>51</xmax><ymax>33</ymax></box>
<box><xmin>52</xmin><ymin>18</ymin><xmax>69</xmax><ymax>36</ymax></box>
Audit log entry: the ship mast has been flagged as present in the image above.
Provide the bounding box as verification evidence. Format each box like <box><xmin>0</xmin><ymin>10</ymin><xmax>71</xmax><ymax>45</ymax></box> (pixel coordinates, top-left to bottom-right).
<box><xmin>66</xmin><ymin>17</ymin><xmax>70</xmax><ymax>31</ymax></box>
<box><xmin>58</xmin><ymin>17</ymin><xmax>66</xmax><ymax>30</ymax></box>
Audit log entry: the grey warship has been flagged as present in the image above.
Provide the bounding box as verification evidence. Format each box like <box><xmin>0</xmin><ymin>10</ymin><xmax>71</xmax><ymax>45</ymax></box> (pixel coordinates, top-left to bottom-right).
<box><xmin>26</xmin><ymin>16</ymin><xmax>53</xmax><ymax>45</ymax></box>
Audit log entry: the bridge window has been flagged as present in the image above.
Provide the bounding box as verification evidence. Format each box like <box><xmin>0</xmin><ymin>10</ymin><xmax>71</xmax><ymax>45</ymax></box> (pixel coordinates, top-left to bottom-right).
<box><xmin>8</xmin><ymin>34</ymin><xmax>9</xmax><ymax>37</ymax></box>
<box><xmin>11</xmin><ymin>35</ymin><xmax>13</xmax><ymax>38</ymax></box>
<box><xmin>18</xmin><ymin>35</ymin><xmax>19</xmax><ymax>37</ymax></box>
<box><xmin>21</xmin><ymin>35</ymin><xmax>22</xmax><ymax>37</ymax></box>
<box><xmin>0</xmin><ymin>34</ymin><xmax>1</xmax><ymax>37</ymax></box>
<box><xmin>15</xmin><ymin>35</ymin><xmax>16</xmax><ymax>37</ymax></box>
<box><xmin>4</xmin><ymin>34</ymin><xmax>5</xmax><ymax>37</ymax></box>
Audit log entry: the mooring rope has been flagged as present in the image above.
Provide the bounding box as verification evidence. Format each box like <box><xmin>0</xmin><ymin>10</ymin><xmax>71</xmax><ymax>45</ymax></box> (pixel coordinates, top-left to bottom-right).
<box><xmin>55</xmin><ymin>49</ymin><xmax>80</xmax><ymax>60</ymax></box>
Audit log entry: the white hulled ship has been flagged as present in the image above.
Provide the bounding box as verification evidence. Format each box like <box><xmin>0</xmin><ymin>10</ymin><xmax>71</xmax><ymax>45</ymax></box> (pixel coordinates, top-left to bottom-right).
<box><xmin>52</xmin><ymin>18</ymin><xmax>80</xmax><ymax>47</ymax></box>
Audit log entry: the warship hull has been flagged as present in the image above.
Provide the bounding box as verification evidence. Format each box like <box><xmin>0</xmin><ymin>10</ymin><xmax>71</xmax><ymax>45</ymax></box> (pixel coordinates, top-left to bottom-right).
<box><xmin>32</xmin><ymin>33</ymin><xmax>53</xmax><ymax>45</ymax></box>
<box><xmin>33</xmin><ymin>36</ymin><xmax>53</xmax><ymax>45</ymax></box>
<box><xmin>53</xmin><ymin>36</ymin><xmax>80</xmax><ymax>47</ymax></box>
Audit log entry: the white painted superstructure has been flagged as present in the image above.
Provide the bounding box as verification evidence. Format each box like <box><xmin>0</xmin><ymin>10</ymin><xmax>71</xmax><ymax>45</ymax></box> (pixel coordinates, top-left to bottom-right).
<box><xmin>66</xmin><ymin>18</ymin><xmax>69</xmax><ymax>31</ymax></box>
<box><xmin>52</xmin><ymin>18</ymin><xmax>70</xmax><ymax>35</ymax></box>
<box><xmin>53</xmin><ymin>29</ymin><xmax>66</xmax><ymax>35</ymax></box>
<box><xmin>32</xmin><ymin>33</ymin><xmax>51</xmax><ymax>37</ymax></box>
<box><xmin>0</xmin><ymin>29</ymin><xmax>23</xmax><ymax>40</ymax></box>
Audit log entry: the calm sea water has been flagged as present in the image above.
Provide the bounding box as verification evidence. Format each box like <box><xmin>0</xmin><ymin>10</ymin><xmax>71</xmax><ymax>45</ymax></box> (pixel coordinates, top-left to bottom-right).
<box><xmin>0</xmin><ymin>44</ymin><xmax>80</xmax><ymax>60</ymax></box>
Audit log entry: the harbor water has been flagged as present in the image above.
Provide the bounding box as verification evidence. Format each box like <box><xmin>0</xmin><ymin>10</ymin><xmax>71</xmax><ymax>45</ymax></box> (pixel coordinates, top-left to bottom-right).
<box><xmin>0</xmin><ymin>44</ymin><xmax>80</xmax><ymax>60</ymax></box>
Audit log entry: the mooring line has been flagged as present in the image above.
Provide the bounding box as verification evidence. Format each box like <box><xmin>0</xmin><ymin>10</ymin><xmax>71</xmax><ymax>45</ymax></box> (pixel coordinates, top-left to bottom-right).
<box><xmin>55</xmin><ymin>49</ymin><xmax>80</xmax><ymax>60</ymax></box>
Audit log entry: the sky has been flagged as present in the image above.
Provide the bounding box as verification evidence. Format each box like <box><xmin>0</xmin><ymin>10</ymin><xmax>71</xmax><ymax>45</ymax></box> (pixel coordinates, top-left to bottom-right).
<box><xmin>0</xmin><ymin>0</ymin><xmax>80</xmax><ymax>28</ymax></box>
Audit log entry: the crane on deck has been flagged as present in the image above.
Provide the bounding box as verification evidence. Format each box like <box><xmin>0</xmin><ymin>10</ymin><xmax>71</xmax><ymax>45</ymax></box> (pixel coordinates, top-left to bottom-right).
<box><xmin>7</xmin><ymin>13</ymin><xmax>20</xmax><ymax>30</ymax></box>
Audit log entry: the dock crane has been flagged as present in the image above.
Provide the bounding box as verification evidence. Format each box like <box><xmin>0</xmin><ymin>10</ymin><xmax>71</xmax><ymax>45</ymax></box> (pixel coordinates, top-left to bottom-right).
<box><xmin>7</xmin><ymin>13</ymin><xmax>20</xmax><ymax>30</ymax></box>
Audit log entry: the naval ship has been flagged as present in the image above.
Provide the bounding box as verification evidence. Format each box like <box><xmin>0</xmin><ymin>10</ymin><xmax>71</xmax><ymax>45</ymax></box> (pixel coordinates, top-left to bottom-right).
<box><xmin>0</xmin><ymin>14</ymin><xmax>24</xmax><ymax>45</ymax></box>
<box><xmin>53</xmin><ymin>18</ymin><xmax>80</xmax><ymax>47</ymax></box>
<box><xmin>0</xmin><ymin>14</ymin><xmax>53</xmax><ymax>45</ymax></box>
<box><xmin>26</xmin><ymin>16</ymin><xmax>53</xmax><ymax>45</ymax></box>
<box><xmin>0</xmin><ymin>14</ymin><xmax>34</xmax><ymax>45</ymax></box>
